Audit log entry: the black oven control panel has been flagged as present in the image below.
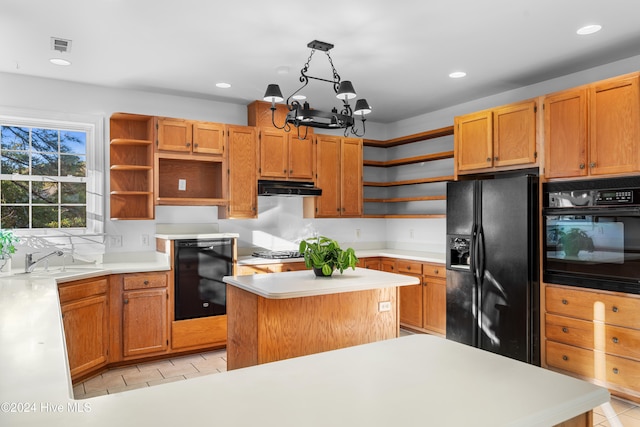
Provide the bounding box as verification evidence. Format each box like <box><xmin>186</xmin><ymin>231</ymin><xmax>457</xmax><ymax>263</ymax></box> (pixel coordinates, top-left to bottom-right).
<box><xmin>595</xmin><ymin>189</ymin><xmax>634</xmax><ymax>205</ymax></box>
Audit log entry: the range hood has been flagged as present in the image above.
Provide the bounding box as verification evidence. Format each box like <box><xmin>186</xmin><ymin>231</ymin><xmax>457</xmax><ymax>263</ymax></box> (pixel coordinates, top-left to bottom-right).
<box><xmin>258</xmin><ymin>180</ymin><xmax>322</xmax><ymax>197</ymax></box>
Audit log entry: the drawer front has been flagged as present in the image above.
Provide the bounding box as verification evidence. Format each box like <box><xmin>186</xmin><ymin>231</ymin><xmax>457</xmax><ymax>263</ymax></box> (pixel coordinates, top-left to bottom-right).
<box><xmin>606</xmin><ymin>353</ymin><xmax>640</xmax><ymax>391</ymax></box>
<box><xmin>546</xmin><ymin>341</ymin><xmax>594</xmax><ymax>378</ymax></box>
<box><xmin>123</xmin><ymin>272</ymin><xmax>167</xmax><ymax>290</ymax></box>
<box><xmin>396</xmin><ymin>260</ymin><xmax>422</xmax><ymax>275</ymax></box>
<box><xmin>545</xmin><ymin>313</ymin><xmax>593</xmax><ymax>349</ymax></box>
<box><xmin>546</xmin><ymin>285</ymin><xmax>640</xmax><ymax>328</ymax></box>
<box><xmin>58</xmin><ymin>278</ymin><xmax>108</xmax><ymax>304</ymax></box>
<box><xmin>423</xmin><ymin>262</ymin><xmax>445</xmax><ymax>278</ymax></box>
<box><xmin>605</xmin><ymin>324</ymin><xmax>640</xmax><ymax>360</ymax></box>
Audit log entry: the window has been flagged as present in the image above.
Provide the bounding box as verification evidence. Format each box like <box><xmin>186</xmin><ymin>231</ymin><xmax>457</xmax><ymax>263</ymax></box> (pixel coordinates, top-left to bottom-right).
<box><xmin>0</xmin><ymin>109</ymin><xmax>103</xmax><ymax>236</ymax></box>
<box><xmin>1</xmin><ymin>125</ymin><xmax>87</xmax><ymax>228</ymax></box>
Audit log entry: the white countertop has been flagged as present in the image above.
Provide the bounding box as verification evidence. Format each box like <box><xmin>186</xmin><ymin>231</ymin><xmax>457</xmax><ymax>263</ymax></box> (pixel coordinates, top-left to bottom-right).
<box><xmin>238</xmin><ymin>248</ymin><xmax>446</xmax><ymax>266</ymax></box>
<box><xmin>223</xmin><ymin>267</ymin><xmax>420</xmax><ymax>299</ymax></box>
<box><xmin>155</xmin><ymin>232</ymin><xmax>239</xmax><ymax>240</ymax></box>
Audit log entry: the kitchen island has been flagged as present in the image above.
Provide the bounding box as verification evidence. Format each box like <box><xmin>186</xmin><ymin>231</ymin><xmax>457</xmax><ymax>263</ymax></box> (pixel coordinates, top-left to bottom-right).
<box><xmin>223</xmin><ymin>267</ymin><xmax>419</xmax><ymax>369</ymax></box>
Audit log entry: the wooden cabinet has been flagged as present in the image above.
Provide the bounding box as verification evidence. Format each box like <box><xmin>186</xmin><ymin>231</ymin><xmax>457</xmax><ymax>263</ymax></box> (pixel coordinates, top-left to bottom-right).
<box><xmin>544</xmin><ymin>73</ymin><xmax>640</xmax><ymax>178</ymax></box>
<box><xmin>59</xmin><ymin>277</ymin><xmax>109</xmax><ymax>381</ymax></box>
<box><xmin>247</xmin><ymin>100</ymin><xmax>314</xmax><ymax>135</ymax></box>
<box><xmin>157</xmin><ymin>118</ymin><xmax>225</xmax><ymax>155</ymax></box>
<box><xmin>120</xmin><ymin>272</ymin><xmax>169</xmax><ymax>359</ymax></box>
<box><xmin>358</xmin><ymin>257</ymin><xmax>381</xmax><ymax>270</ymax></box>
<box><xmin>223</xmin><ymin>125</ymin><xmax>258</xmax><ymax>219</ymax></box>
<box><xmin>454</xmin><ymin>99</ymin><xmax>537</xmax><ymax>174</ymax></box>
<box><xmin>304</xmin><ymin>135</ymin><xmax>362</xmax><ymax>218</ymax></box>
<box><xmin>545</xmin><ymin>284</ymin><xmax>640</xmax><ymax>401</ymax></box>
<box><xmin>109</xmin><ymin>113</ymin><xmax>155</xmax><ymax>219</ymax></box>
<box><xmin>258</xmin><ymin>128</ymin><xmax>314</xmax><ymax>181</ymax></box>
<box><xmin>397</xmin><ymin>260</ymin><xmax>423</xmax><ymax>329</ymax></box>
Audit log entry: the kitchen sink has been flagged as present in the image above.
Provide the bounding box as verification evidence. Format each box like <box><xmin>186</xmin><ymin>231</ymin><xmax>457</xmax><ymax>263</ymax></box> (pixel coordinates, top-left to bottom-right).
<box><xmin>12</xmin><ymin>267</ymin><xmax>104</xmax><ymax>279</ymax></box>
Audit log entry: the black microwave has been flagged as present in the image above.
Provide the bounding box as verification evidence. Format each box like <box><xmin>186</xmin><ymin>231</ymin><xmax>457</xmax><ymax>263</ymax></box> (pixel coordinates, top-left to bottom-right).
<box><xmin>542</xmin><ymin>176</ymin><xmax>640</xmax><ymax>294</ymax></box>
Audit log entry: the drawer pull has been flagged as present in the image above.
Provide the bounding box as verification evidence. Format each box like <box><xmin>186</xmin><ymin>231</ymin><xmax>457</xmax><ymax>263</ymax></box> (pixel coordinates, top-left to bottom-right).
<box><xmin>562</xmin><ymin>355</ymin><xmax>568</xmax><ymax>361</ymax></box>
<box><xmin>613</xmin><ymin>368</ymin><xmax>619</xmax><ymax>375</ymax></box>
<box><xmin>434</xmin><ymin>269</ymin><xmax>439</xmax><ymax>274</ymax></box>
<box><xmin>144</xmin><ymin>280</ymin><xmax>149</xmax><ymax>286</ymax></box>
<box><xmin>407</xmin><ymin>266</ymin><xmax>411</xmax><ymax>270</ymax></box>
<box><xmin>612</xmin><ymin>306</ymin><xmax>619</xmax><ymax>313</ymax></box>
<box><xmin>612</xmin><ymin>337</ymin><xmax>619</xmax><ymax>344</ymax></box>
<box><xmin>562</xmin><ymin>299</ymin><xmax>568</xmax><ymax>305</ymax></box>
<box><xmin>124</xmin><ymin>298</ymin><xmax>129</xmax><ymax>304</ymax></box>
<box><xmin>562</xmin><ymin>327</ymin><xmax>568</xmax><ymax>333</ymax></box>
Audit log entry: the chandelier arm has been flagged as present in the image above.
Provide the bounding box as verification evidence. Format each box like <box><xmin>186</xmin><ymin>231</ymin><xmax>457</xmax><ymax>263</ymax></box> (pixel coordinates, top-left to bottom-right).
<box><xmin>325</xmin><ymin>51</ymin><xmax>342</xmax><ymax>93</ymax></box>
<box><xmin>348</xmin><ymin>117</ymin><xmax>366</xmax><ymax>138</ymax></box>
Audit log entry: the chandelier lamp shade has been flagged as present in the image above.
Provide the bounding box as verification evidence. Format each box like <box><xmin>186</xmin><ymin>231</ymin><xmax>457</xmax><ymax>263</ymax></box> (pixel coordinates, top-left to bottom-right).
<box><xmin>263</xmin><ymin>40</ymin><xmax>372</xmax><ymax>138</ymax></box>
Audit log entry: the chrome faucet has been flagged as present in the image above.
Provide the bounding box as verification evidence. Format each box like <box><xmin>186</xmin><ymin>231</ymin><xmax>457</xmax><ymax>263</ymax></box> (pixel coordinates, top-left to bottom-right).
<box><xmin>24</xmin><ymin>250</ymin><xmax>64</xmax><ymax>273</ymax></box>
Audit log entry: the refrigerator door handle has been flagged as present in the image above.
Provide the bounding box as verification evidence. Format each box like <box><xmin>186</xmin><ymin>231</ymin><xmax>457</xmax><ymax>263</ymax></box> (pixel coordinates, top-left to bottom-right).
<box><xmin>477</xmin><ymin>226</ymin><xmax>486</xmax><ymax>282</ymax></box>
<box><xmin>470</xmin><ymin>224</ymin><xmax>479</xmax><ymax>280</ymax></box>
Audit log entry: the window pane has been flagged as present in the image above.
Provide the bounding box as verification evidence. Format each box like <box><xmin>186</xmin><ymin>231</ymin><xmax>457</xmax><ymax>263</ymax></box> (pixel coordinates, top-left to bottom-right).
<box><xmin>60</xmin><ymin>154</ymin><xmax>86</xmax><ymax>177</ymax></box>
<box><xmin>1</xmin><ymin>180</ymin><xmax>29</xmax><ymax>203</ymax></box>
<box><xmin>60</xmin><ymin>131</ymin><xmax>86</xmax><ymax>154</ymax></box>
<box><xmin>32</xmin><ymin>205</ymin><xmax>58</xmax><ymax>228</ymax></box>
<box><xmin>32</xmin><ymin>152</ymin><xmax>59</xmax><ymax>176</ymax></box>
<box><xmin>61</xmin><ymin>206</ymin><xmax>86</xmax><ymax>228</ymax></box>
<box><xmin>32</xmin><ymin>181</ymin><xmax>58</xmax><ymax>204</ymax></box>
<box><xmin>61</xmin><ymin>182</ymin><xmax>86</xmax><ymax>203</ymax></box>
<box><xmin>1</xmin><ymin>205</ymin><xmax>29</xmax><ymax>228</ymax></box>
<box><xmin>1</xmin><ymin>151</ymin><xmax>30</xmax><ymax>174</ymax></box>
<box><xmin>31</xmin><ymin>128</ymin><xmax>59</xmax><ymax>153</ymax></box>
<box><xmin>1</xmin><ymin>126</ymin><xmax>30</xmax><ymax>150</ymax></box>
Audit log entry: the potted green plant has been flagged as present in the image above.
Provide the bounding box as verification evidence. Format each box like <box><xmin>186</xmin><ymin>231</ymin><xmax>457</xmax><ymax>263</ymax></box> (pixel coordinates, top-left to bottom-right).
<box><xmin>559</xmin><ymin>228</ymin><xmax>594</xmax><ymax>258</ymax></box>
<box><xmin>299</xmin><ymin>235</ymin><xmax>358</xmax><ymax>277</ymax></box>
<box><xmin>0</xmin><ymin>229</ymin><xmax>19</xmax><ymax>274</ymax></box>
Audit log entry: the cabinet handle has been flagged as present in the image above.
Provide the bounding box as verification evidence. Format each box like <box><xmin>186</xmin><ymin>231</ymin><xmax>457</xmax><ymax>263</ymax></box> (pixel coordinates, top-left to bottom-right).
<box><xmin>434</xmin><ymin>269</ymin><xmax>439</xmax><ymax>274</ymax></box>
<box><xmin>407</xmin><ymin>266</ymin><xmax>411</xmax><ymax>271</ymax></box>
<box><xmin>124</xmin><ymin>298</ymin><xmax>129</xmax><ymax>304</ymax></box>
<box><xmin>562</xmin><ymin>299</ymin><xmax>568</xmax><ymax>305</ymax></box>
<box><xmin>562</xmin><ymin>355</ymin><xmax>568</xmax><ymax>361</ymax></box>
<box><xmin>612</xmin><ymin>306</ymin><xmax>619</xmax><ymax>313</ymax></box>
<box><xmin>144</xmin><ymin>280</ymin><xmax>149</xmax><ymax>286</ymax></box>
<box><xmin>612</xmin><ymin>337</ymin><xmax>619</xmax><ymax>344</ymax></box>
<box><xmin>494</xmin><ymin>156</ymin><xmax>499</xmax><ymax>161</ymax></box>
<box><xmin>186</xmin><ymin>142</ymin><xmax>191</xmax><ymax>147</ymax></box>
<box><xmin>579</xmin><ymin>163</ymin><xmax>585</xmax><ymax>169</ymax></box>
<box><xmin>283</xmin><ymin>169</ymin><xmax>287</xmax><ymax>173</ymax></box>
<box><xmin>194</xmin><ymin>143</ymin><xmax>198</xmax><ymax>148</ymax></box>
<box><xmin>486</xmin><ymin>157</ymin><xmax>491</xmax><ymax>162</ymax></box>
<box><xmin>613</xmin><ymin>368</ymin><xmax>619</xmax><ymax>374</ymax></box>
<box><xmin>590</xmin><ymin>162</ymin><xmax>596</xmax><ymax>168</ymax></box>
<box><xmin>562</xmin><ymin>327</ymin><xmax>568</xmax><ymax>333</ymax></box>
<box><xmin>289</xmin><ymin>169</ymin><xmax>293</xmax><ymax>174</ymax></box>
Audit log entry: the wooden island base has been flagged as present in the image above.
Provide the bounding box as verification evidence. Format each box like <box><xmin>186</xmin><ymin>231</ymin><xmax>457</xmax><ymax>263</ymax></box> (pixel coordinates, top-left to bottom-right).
<box><xmin>226</xmin><ymin>285</ymin><xmax>398</xmax><ymax>370</ymax></box>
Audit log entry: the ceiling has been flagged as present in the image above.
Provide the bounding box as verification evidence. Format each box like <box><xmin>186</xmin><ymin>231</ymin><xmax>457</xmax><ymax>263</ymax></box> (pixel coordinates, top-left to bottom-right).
<box><xmin>2</xmin><ymin>0</ymin><xmax>640</xmax><ymax>123</ymax></box>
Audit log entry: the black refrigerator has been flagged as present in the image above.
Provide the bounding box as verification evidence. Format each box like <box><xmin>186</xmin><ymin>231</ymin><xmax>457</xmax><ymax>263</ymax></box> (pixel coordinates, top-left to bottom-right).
<box><xmin>445</xmin><ymin>174</ymin><xmax>540</xmax><ymax>365</ymax></box>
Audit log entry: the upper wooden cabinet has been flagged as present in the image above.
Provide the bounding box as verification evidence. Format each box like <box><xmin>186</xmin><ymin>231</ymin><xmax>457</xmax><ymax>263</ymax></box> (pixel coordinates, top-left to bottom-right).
<box><xmin>157</xmin><ymin>118</ymin><xmax>225</xmax><ymax>155</ymax></box>
<box><xmin>544</xmin><ymin>72</ymin><xmax>640</xmax><ymax>178</ymax></box>
<box><xmin>223</xmin><ymin>125</ymin><xmax>258</xmax><ymax>219</ymax></box>
<box><xmin>304</xmin><ymin>135</ymin><xmax>362</xmax><ymax>218</ymax></box>
<box><xmin>247</xmin><ymin>100</ymin><xmax>314</xmax><ymax>135</ymax></box>
<box><xmin>258</xmin><ymin>128</ymin><xmax>314</xmax><ymax>181</ymax></box>
<box><xmin>109</xmin><ymin>113</ymin><xmax>155</xmax><ymax>220</ymax></box>
<box><xmin>455</xmin><ymin>100</ymin><xmax>537</xmax><ymax>174</ymax></box>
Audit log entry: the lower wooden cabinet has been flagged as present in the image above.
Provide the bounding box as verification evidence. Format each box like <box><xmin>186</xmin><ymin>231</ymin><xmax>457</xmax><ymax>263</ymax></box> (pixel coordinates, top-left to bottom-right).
<box><xmin>59</xmin><ymin>277</ymin><xmax>109</xmax><ymax>381</ymax></box>
<box><xmin>545</xmin><ymin>284</ymin><xmax>640</xmax><ymax>402</ymax></box>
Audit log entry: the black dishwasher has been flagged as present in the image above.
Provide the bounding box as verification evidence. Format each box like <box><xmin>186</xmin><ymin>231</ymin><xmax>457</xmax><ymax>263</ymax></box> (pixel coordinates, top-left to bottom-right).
<box><xmin>174</xmin><ymin>238</ymin><xmax>234</xmax><ymax>321</ymax></box>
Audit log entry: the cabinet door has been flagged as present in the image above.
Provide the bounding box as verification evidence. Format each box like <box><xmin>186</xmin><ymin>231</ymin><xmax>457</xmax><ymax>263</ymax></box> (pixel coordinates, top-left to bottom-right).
<box><xmin>340</xmin><ymin>137</ymin><xmax>363</xmax><ymax>217</ymax></box>
<box><xmin>259</xmin><ymin>128</ymin><xmax>288</xmax><ymax>179</ymax></box>
<box><xmin>544</xmin><ymin>89</ymin><xmax>588</xmax><ymax>178</ymax></box>
<box><xmin>288</xmin><ymin>134</ymin><xmax>315</xmax><ymax>180</ymax></box>
<box><xmin>61</xmin><ymin>294</ymin><xmax>109</xmax><ymax>379</ymax></box>
<box><xmin>157</xmin><ymin>118</ymin><xmax>192</xmax><ymax>152</ymax></box>
<box><xmin>493</xmin><ymin>101</ymin><xmax>537</xmax><ymax>167</ymax></box>
<box><xmin>455</xmin><ymin>110</ymin><xmax>493</xmax><ymax>171</ymax></box>
<box><xmin>226</xmin><ymin>125</ymin><xmax>258</xmax><ymax>218</ymax></box>
<box><xmin>193</xmin><ymin>122</ymin><xmax>225</xmax><ymax>155</ymax></box>
<box><xmin>122</xmin><ymin>288</ymin><xmax>168</xmax><ymax>358</ymax></box>
<box><xmin>423</xmin><ymin>277</ymin><xmax>446</xmax><ymax>335</ymax></box>
<box><xmin>399</xmin><ymin>273</ymin><xmax>423</xmax><ymax>328</ymax></box>
<box><xmin>314</xmin><ymin>135</ymin><xmax>342</xmax><ymax>217</ymax></box>
<box><xmin>590</xmin><ymin>75</ymin><xmax>640</xmax><ymax>176</ymax></box>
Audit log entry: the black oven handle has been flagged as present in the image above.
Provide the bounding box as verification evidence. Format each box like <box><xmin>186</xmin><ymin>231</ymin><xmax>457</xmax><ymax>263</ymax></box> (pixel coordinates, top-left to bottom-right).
<box><xmin>543</xmin><ymin>207</ymin><xmax>640</xmax><ymax>216</ymax></box>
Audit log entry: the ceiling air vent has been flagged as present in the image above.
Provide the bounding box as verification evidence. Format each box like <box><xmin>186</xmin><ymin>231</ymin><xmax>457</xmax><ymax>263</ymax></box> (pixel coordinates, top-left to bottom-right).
<box><xmin>51</xmin><ymin>37</ymin><xmax>72</xmax><ymax>53</ymax></box>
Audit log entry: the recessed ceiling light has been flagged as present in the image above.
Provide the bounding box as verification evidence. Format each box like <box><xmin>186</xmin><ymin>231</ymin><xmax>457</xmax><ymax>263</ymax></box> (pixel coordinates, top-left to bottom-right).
<box><xmin>215</xmin><ymin>82</ymin><xmax>231</xmax><ymax>89</ymax></box>
<box><xmin>449</xmin><ymin>71</ymin><xmax>467</xmax><ymax>79</ymax></box>
<box><xmin>577</xmin><ymin>24</ymin><xmax>602</xmax><ymax>35</ymax></box>
<box><xmin>49</xmin><ymin>58</ymin><xmax>71</xmax><ymax>66</ymax></box>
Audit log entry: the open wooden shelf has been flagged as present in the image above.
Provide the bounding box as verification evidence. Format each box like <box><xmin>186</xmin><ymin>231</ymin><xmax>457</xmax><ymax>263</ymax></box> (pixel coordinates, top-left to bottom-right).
<box><xmin>110</xmin><ymin>138</ymin><xmax>153</xmax><ymax>146</ymax></box>
<box><xmin>363</xmin><ymin>175</ymin><xmax>454</xmax><ymax>187</ymax></box>
<box><xmin>364</xmin><ymin>195</ymin><xmax>446</xmax><ymax>203</ymax></box>
<box><xmin>363</xmin><ymin>214</ymin><xmax>446</xmax><ymax>219</ymax></box>
<box><xmin>110</xmin><ymin>165</ymin><xmax>153</xmax><ymax>171</ymax></box>
<box><xmin>363</xmin><ymin>126</ymin><xmax>454</xmax><ymax>147</ymax></box>
<box><xmin>363</xmin><ymin>151</ymin><xmax>454</xmax><ymax>167</ymax></box>
<box><xmin>155</xmin><ymin>197</ymin><xmax>228</xmax><ymax>206</ymax></box>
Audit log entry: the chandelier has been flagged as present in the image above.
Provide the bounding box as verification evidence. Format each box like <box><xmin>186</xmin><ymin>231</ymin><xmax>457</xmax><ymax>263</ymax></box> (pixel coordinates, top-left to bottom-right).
<box><xmin>263</xmin><ymin>40</ymin><xmax>372</xmax><ymax>139</ymax></box>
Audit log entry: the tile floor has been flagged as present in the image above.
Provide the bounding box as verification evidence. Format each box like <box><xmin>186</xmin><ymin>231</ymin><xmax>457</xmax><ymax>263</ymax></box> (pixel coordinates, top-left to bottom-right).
<box><xmin>73</xmin><ymin>347</ymin><xmax>640</xmax><ymax>426</ymax></box>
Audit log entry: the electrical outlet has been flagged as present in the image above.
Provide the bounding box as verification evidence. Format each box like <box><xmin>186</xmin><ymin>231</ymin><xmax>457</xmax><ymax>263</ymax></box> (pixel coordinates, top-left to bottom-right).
<box><xmin>178</xmin><ymin>179</ymin><xmax>187</xmax><ymax>191</ymax></box>
<box><xmin>355</xmin><ymin>229</ymin><xmax>361</xmax><ymax>239</ymax></box>
<box><xmin>378</xmin><ymin>301</ymin><xmax>391</xmax><ymax>312</ymax></box>
<box><xmin>410</xmin><ymin>229</ymin><xmax>414</xmax><ymax>239</ymax></box>
<box><xmin>141</xmin><ymin>234</ymin><xmax>150</xmax><ymax>246</ymax></box>
<box><xmin>109</xmin><ymin>235</ymin><xmax>122</xmax><ymax>248</ymax></box>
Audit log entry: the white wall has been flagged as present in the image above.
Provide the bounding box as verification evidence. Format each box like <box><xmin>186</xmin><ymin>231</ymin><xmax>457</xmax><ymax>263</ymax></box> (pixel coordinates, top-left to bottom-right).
<box><xmin>2</xmin><ymin>52</ymin><xmax>640</xmax><ymax>255</ymax></box>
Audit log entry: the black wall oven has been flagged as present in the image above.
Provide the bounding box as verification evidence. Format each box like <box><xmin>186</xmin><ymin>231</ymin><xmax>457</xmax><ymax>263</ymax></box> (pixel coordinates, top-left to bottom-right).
<box><xmin>542</xmin><ymin>176</ymin><xmax>640</xmax><ymax>294</ymax></box>
<box><xmin>174</xmin><ymin>238</ymin><xmax>234</xmax><ymax>320</ymax></box>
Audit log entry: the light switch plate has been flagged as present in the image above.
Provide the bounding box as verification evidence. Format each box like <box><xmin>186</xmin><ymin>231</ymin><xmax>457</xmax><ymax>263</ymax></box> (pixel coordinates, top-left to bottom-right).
<box><xmin>378</xmin><ymin>301</ymin><xmax>391</xmax><ymax>312</ymax></box>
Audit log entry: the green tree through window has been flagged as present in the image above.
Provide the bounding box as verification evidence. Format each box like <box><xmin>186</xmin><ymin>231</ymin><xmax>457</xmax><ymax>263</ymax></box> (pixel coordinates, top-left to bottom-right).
<box><xmin>0</xmin><ymin>125</ymin><xmax>87</xmax><ymax>229</ymax></box>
